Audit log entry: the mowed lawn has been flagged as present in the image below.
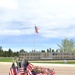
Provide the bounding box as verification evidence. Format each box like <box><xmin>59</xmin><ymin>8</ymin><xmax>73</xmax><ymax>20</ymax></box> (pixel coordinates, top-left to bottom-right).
<box><xmin>0</xmin><ymin>57</ymin><xmax>13</xmax><ymax>62</ymax></box>
<box><xmin>0</xmin><ymin>57</ymin><xmax>75</xmax><ymax>64</ymax></box>
<box><xmin>29</xmin><ymin>60</ymin><xmax>75</xmax><ymax>64</ymax></box>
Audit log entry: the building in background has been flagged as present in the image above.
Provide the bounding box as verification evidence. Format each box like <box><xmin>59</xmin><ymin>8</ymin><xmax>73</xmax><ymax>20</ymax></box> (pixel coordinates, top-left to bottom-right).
<box><xmin>19</xmin><ymin>52</ymin><xmax>75</xmax><ymax>60</ymax></box>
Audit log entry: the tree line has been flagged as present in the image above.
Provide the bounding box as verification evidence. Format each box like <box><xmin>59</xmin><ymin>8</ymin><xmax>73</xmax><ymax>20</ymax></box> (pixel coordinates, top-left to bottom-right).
<box><xmin>0</xmin><ymin>38</ymin><xmax>75</xmax><ymax>57</ymax></box>
<box><xmin>0</xmin><ymin>48</ymin><xmax>19</xmax><ymax>57</ymax></box>
<box><xmin>0</xmin><ymin>47</ymin><xmax>55</xmax><ymax>57</ymax></box>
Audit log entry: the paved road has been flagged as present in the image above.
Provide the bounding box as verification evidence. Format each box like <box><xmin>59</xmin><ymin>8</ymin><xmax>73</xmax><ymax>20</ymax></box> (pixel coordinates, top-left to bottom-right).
<box><xmin>0</xmin><ymin>62</ymin><xmax>75</xmax><ymax>75</ymax></box>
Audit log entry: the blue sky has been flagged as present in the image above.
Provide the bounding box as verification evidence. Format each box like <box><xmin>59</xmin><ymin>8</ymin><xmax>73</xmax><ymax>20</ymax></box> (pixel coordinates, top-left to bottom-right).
<box><xmin>0</xmin><ymin>0</ymin><xmax>75</xmax><ymax>52</ymax></box>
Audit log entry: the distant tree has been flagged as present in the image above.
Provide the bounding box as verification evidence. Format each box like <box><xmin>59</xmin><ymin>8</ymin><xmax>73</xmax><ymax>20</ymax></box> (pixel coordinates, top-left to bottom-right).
<box><xmin>3</xmin><ymin>51</ymin><xmax>8</xmax><ymax>57</ymax></box>
<box><xmin>33</xmin><ymin>50</ymin><xmax>36</xmax><ymax>52</ymax></box>
<box><xmin>16</xmin><ymin>51</ymin><xmax>19</xmax><ymax>56</ymax></box>
<box><xmin>0</xmin><ymin>49</ymin><xmax>3</xmax><ymax>56</ymax></box>
<box><xmin>13</xmin><ymin>51</ymin><xmax>19</xmax><ymax>57</ymax></box>
<box><xmin>56</xmin><ymin>49</ymin><xmax>59</xmax><ymax>52</ymax></box>
<box><xmin>58</xmin><ymin>38</ymin><xmax>75</xmax><ymax>52</ymax></box>
<box><xmin>41</xmin><ymin>50</ymin><xmax>45</xmax><ymax>52</ymax></box>
<box><xmin>47</xmin><ymin>48</ymin><xmax>52</xmax><ymax>52</ymax></box>
<box><xmin>52</xmin><ymin>49</ymin><xmax>54</xmax><ymax>52</ymax></box>
<box><xmin>0</xmin><ymin>46</ymin><xmax>2</xmax><ymax>50</ymax></box>
<box><xmin>47</xmin><ymin>49</ymin><xmax>49</xmax><ymax>52</ymax></box>
<box><xmin>31</xmin><ymin>50</ymin><xmax>36</xmax><ymax>53</ymax></box>
<box><xmin>31</xmin><ymin>50</ymin><xmax>33</xmax><ymax>53</ymax></box>
<box><xmin>49</xmin><ymin>48</ymin><xmax>52</xmax><ymax>52</ymax></box>
<box><xmin>0</xmin><ymin>47</ymin><xmax>20</xmax><ymax>57</ymax></box>
<box><xmin>19</xmin><ymin>49</ymin><xmax>25</xmax><ymax>52</ymax></box>
<box><xmin>0</xmin><ymin>46</ymin><xmax>3</xmax><ymax>56</ymax></box>
<box><xmin>8</xmin><ymin>48</ymin><xmax>13</xmax><ymax>57</ymax></box>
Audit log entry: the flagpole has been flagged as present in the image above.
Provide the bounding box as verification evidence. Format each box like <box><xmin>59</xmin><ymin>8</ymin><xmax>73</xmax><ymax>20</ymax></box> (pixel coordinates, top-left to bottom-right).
<box><xmin>34</xmin><ymin>24</ymin><xmax>36</xmax><ymax>51</ymax></box>
<box><xmin>34</xmin><ymin>25</ymin><xmax>38</xmax><ymax>51</ymax></box>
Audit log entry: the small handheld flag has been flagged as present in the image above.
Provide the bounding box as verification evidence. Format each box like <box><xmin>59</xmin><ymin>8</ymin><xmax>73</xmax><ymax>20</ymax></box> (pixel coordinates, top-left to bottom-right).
<box><xmin>9</xmin><ymin>63</ymin><xmax>17</xmax><ymax>75</ymax></box>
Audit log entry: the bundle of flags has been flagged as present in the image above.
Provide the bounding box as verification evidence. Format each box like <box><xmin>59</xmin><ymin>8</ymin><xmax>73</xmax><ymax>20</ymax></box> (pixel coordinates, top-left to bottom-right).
<box><xmin>9</xmin><ymin>59</ymin><xmax>55</xmax><ymax>75</ymax></box>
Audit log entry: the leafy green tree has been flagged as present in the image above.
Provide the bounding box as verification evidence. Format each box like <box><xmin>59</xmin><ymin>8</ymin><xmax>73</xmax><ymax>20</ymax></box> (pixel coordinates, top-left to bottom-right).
<box><xmin>47</xmin><ymin>49</ymin><xmax>49</xmax><ymax>52</ymax></box>
<box><xmin>0</xmin><ymin>49</ymin><xmax>3</xmax><ymax>56</ymax></box>
<box><xmin>19</xmin><ymin>49</ymin><xmax>25</xmax><ymax>52</ymax></box>
<box><xmin>52</xmin><ymin>49</ymin><xmax>54</xmax><ymax>52</ymax></box>
<box><xmin>47</xmin><ymin>48</ymin><xmax>52</xmax><ymax>52</ymax></box>
<box><xmin>58</xmin><ymin>38</ymin><xmax>75</xmax><ymax>52</ymax></box>
<box><xmin>0</xmin><ymin>46</ymin><xmax>3</xmax><ymax>56</ymax></box>
<box><xmin>3</xmin><ymin>51</ymin><xmax>8</xmax><ymax>57</ymax></box>
<box><xmin>41</xmin><ymin>50</ymin><xmax>45</xmax><ymax>52</ymax></box>
<box><xmin>49</xmin><ymin>48</ymin><xmax>52</xmax><ymax>52</ymax></box>
<box><xmin>56</xmin><ymin>49</ymin><xmax>59</xmax><ymax>52</ymax></box>
<box><xmin>8</xmin><ymin>48</ymin><xmax>13</xmax><ymax>57</ymax></box>
<box><xmin>13</xmin><ymin>51</ymin><xmax>19</xmax><ymax>57</ymax></box>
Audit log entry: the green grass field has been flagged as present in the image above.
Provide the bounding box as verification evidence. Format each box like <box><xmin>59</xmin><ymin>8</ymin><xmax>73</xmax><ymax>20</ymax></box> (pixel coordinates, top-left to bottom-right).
<box><xmin>29</xmin><ymin>60</ymin><xmax>75</xmax><ymax>64</ymax></box>
<box><xmin>0</xmin><ymin>57</ymin><xmax>14</xmax><ymax>62</ymax></box>
<box><xmin>0</xmin><ymin>57</ymin><xmax>75</xmax><ymax>64</ymax></box>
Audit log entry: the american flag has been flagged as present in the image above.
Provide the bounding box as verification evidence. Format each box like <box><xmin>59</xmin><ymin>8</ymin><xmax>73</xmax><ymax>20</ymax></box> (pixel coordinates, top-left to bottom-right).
<box><xmin>27</xmin><ymin>69</ymin><xmax>33</xmax><ymax>75</ymax></box>
<box><xmin>19</xmin><ymin>60</ymin><xmax>26</xmax><ymax>74</ymax></box>
<box><xmin>16</xmin><ymin>68</ymin><xmax>21</xmax><ymax>75</ymax></box>
<box><xmin>51</xmin><ymin>69</ymin><xmax>55</xmax><ymax>75</ymax></box>
<box><xmin>9</xmin><ymin>63</ymin><xmax>17</xmax><ymax>75</ymax></box>
<box><xmin>9</xmin><ymin>62</ymin><xmax>55</xmax><ymax>75</ymax></box>
<box><xmin>27</xmin><ymin>63</ymin><xmax>34</xmax><ymax>71</ymax></box>
<box><xmin>35</xmin><ymin>26</ymin><xmax>39</xmax><ymax>33</ymax></box>
<box><xmin>26</xmin><ymin>63</ymin><xmax>34</xmax><ymax>75</ymax></box>
<box><xmin>19</xmin><ymin>68</ymin><xmax>24</xmax><ymax>74</ymax></box>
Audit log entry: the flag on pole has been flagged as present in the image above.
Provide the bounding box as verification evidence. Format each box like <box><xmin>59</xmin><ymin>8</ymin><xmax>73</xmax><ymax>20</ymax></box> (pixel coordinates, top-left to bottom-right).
<box><xmin>9</xmin><ymin>63</ymin><xmax>17</xmax><ymax>75</ymax></box>
<box><xmin>35</xmin><ymin>26</ymin><xmax>39</xmax><ymax>33</ymax></box>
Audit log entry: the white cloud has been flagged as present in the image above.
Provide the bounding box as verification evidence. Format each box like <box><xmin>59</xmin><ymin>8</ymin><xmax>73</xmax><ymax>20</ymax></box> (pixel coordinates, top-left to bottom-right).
<box><xmin>0</xmin><ymin>0</ymin><xmax>75</xmax><ymax>38</ymax></box>
<box><xmin>0</xmin><ymin>29</ymin><xmax>34</xmax><ymax>35</ymax></box>
<box><xmin>0</xmin><ymin>0</ymin><xmax>18</xmax><ymax>10</ymax></box>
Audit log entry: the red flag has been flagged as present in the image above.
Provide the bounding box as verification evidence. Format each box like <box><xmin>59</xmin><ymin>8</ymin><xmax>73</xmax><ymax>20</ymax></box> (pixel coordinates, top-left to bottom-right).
<box><xmin>35</xmin><ymin>26</ymin><xmax>39</xmax><ymax>33</ymax></box>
